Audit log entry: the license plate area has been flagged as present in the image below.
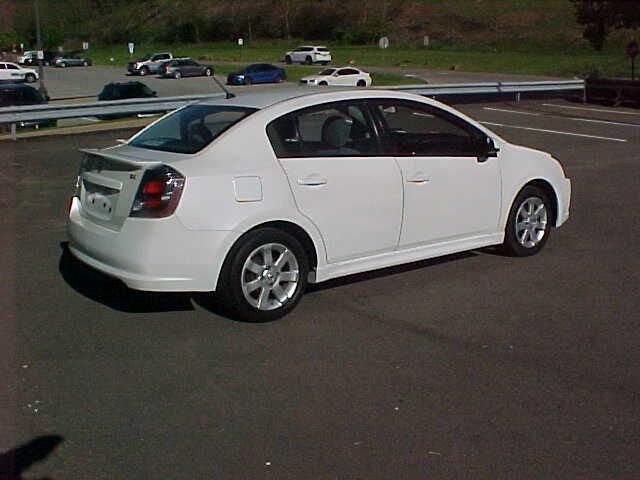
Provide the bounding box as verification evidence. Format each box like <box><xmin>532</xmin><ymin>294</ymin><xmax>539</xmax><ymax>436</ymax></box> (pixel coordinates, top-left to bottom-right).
<box><xmin>82</xmin><ymin>180</ymin><xmax>119</xmax><ymax>220</ymax></box>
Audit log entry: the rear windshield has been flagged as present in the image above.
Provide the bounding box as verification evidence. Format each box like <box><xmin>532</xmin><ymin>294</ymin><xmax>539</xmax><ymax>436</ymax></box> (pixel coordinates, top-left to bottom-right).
<box><xmin>129</xmin><ymin>104</ymin><xmax>257</xmax><ymax>154</ymax></box>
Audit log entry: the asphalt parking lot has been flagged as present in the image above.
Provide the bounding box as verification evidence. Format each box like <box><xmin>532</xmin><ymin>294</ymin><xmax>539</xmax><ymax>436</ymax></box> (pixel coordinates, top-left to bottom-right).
<box><xmin>37</xmin><ymin>64</ymin><xmax>562</xmax><ymax>100</ymax></box>
<box><xmin>1</xmin><ymin>98</ymin><xmax>639</xmax><ymax>479</ymax></box>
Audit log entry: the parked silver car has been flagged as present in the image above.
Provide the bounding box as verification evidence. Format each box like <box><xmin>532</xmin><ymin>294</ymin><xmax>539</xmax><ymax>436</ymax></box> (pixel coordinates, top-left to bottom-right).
<box><xmin>159</xmin><ymin>58</ymin><xmax>213</xmax><ymax>79</ymax></box>
<box><xmin>54</xmin><ymin>55</ymin><xmax>92</xmax><ymax>67</ymax></box>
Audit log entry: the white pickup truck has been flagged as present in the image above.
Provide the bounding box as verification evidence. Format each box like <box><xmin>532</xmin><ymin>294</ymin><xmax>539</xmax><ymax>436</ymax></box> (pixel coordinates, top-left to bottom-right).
<box><xmin>127</xmin><ymin>52</ymin><xmax>173</xmax><ymax>76</ymax></box>
<box><xmin>284</xmin><ymin>46</ymin><xmax>332</xmax><ymax>65</ymax></box>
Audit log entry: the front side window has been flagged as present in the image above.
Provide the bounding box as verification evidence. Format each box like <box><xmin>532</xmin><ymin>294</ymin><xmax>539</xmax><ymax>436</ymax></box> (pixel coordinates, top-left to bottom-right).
<box><xmin>130</xmin><ymin>105</ymin><xmax>256</xmax><ymax>154</ymax></box>
<box><xmin>0</xmin><ymin>64</ymin><xmax>5</xmax><ymax>70</ymax></box>
<box><xmin>372</xmin><ymin>100</ymin><xmax>482</xmax><ymax>156</ymax></box>
<box><xmin>267</xmin><ymin>101</ymin><xmax>378</xmax><ymax>158</ymax></box>
<box><xmin>7</xmin><ymin>63</ymin><xmax>19</xmax><ymax>70</ymax></box>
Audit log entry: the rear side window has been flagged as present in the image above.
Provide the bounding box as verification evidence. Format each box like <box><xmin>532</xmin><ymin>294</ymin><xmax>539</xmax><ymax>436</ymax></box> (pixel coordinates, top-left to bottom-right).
<box><xmin>130</xmin><ymin>105</ymin><xmax>257</xmax><ymax>154</ymax></box>
<box><xmin>267</xmin><ymin>101</ymin><xmax>378</xmax><ymax>158</ymax></box>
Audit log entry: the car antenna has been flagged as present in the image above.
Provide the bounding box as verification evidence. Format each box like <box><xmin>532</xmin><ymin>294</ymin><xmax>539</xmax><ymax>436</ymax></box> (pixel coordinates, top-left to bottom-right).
<box><xmin>212</xmin><ymin>74</ymin><xmax>235</xmax><ymax>99</ymax></box>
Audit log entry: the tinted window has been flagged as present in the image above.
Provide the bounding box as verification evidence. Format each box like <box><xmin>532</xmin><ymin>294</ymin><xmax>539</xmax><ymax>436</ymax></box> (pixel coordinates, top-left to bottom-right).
<box><xmin>372</xmin><ymin>101</ymin><xmax>482</xmax><ymax>156</ymax></box>
<box><xmin>7</xmin><ymin>64</ymin><xmax>19</xmax><ymax>70</ymax></box>
<box><xmin>267</xmin><ymin>101</ymin><xmax>378</xmax><ymax>158</ymax></box>
<box><xmin>319</xmin><ymin>69</ymin><xmax>336</xmax><ymax>76</ymax></box>
<box><xmin>337</xmin><ymin>69</ymin><xmax>358</xmax><ymax>76</ymax></box>
<box><xmin>316</xmin><ymin>47</ymin><xmax>329</xmax><ymax>52</ymax></box>
<box><xmin>130</xmin><ymin>105</ymin><xmax>256</xmax><ymax>154</ymax></box>
<box><xmin>0</xmin><ymin>64</ymin><xmax>5</xmax><ymax>70</ymax></box>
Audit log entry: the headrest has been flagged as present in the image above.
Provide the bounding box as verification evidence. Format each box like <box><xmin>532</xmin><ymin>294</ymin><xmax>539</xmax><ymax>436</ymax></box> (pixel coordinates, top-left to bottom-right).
<box><xmin>321</xmin><ymin>116</ymin><xmax>352</xmax><ymax>148</ymax></box>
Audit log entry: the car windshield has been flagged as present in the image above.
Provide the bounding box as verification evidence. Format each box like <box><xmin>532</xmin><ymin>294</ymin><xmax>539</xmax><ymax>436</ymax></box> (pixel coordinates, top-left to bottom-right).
<box><xmin>319</xmin><ymin>69</ymin><xmax>336</xmax><ymax>76</ymax></box>
<box><xmin>130</xmin><ymin>105</ymin><xmax>257</xmax><ymax>154</ymax></box>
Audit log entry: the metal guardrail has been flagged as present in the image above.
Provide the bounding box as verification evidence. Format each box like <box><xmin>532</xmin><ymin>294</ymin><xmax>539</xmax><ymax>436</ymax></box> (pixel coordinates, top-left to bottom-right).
<box><xmin>0</xmin><ymin>80</ymin><xmax>585</xmax><ymax>139</ymax></box>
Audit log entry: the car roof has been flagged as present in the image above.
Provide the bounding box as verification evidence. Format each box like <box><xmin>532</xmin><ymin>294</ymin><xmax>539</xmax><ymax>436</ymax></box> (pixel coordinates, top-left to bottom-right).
<box><xmin>196</xmin><ymin>88</ymin><xmax>427</xmax><ymax>110</ymax></box>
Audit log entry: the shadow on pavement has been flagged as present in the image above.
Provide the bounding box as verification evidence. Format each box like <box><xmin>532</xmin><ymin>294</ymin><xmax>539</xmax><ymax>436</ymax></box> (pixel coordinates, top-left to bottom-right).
<box><xmin>308</xmin><ymin>251</ymin><xmax>476</xmax><ymax>293</ymax></box>
<box><xmin>58</xmin><ymin>242</ymin><xmax>194</xmax><ymax>313</ymax></box>
<box><xmin>59</xmin><ymin>241</ymin><xmax>480</xmax><ymax>318</ymax></box>
<box><xmin>0</xmin><ymin>435</ymin><xmax>63</xmax><ymax>480</ymax></box>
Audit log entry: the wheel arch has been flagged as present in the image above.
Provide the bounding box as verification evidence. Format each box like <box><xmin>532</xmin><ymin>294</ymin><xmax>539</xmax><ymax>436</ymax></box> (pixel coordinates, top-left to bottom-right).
<box><xmin>245</xmin><ymin>220</ymin><xmax>319</xmax><ymax>273</ymax></box>
<box><xmin>511</xmin><ymin>178</ymin><xmax>559</xmax><ymax>227</ymax></box>
<box><xmin>214</xmin><ymin>219</ymin><xmax>321</xmax><ymax>290</ymax></box>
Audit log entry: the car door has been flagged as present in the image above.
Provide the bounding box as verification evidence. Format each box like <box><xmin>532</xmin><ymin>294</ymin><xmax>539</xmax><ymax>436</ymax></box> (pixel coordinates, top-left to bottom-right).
<box><xmin>334</xmin><ymin>68</ymin><xmax>357</xmax><ymax>86</ymax></box>
<box><xmin>370</xmin><ymin>99</ymin><xmax>500</xmax><ymax>248</ymax></box>
<box><xmin>268</xmin><ymin>100</ymin><xmax>403</xmax><ymax>263</ymax></box>
<box><xmin>4</xmin><ymin>63</ymin><xmax>23</xmax><ymax>80</ymax></box>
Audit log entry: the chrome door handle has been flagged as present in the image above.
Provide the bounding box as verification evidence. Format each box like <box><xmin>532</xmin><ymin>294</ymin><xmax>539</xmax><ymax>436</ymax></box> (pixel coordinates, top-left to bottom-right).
<box><xmin>298</xmin><ymin>175</ymin><xmax>328</xmax><ymax>186</ymax></box>
<box><xmin>407</xmin><ymin>176</ymin><xmax>430</xmax><ymax>184</ymax></box>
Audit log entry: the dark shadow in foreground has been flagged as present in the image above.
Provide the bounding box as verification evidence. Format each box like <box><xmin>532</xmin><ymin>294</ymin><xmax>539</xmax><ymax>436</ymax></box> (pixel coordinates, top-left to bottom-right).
<box><xmin>60</xmin><ymin>241</ymin><xmax>482</xmax><ymax>320</ymax></box>
<box><xmin>59</xmin><ymin>242</ymin><xmax>194</xmax><ymax>313</ymax></box>
<box><xmin>0</xmin><ymin>435</ymin><xmax>63</xmax><ymax>480</ymax></box>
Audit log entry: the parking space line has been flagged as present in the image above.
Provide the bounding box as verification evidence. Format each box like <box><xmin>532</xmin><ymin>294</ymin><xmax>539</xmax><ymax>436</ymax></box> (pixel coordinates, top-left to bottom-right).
<box><xmin>570</xmin><ymin>117</ymin><xmax>640</xmax><ymax>127</ymax></box>
<box><xmin>480</xmin><ymin>121</ymin><xmax>628</xmax><ymax>142</ymax></box>
<box><xmin>483</xmin><ymin>107</ymin><xmax>540</xmax><ymax>116</ymax></box>
<box><xmin>542</xmin><ymin>103</ymin><xmax>640</xmax><ymax>116</ymax></box>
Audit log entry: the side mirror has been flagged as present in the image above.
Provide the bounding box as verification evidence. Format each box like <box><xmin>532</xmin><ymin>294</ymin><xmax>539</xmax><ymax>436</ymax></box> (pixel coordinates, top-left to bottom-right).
<box><xmin>477</xmin><ymin>136</ymin><xmax>499</xmax><ymax>163</ymax></box>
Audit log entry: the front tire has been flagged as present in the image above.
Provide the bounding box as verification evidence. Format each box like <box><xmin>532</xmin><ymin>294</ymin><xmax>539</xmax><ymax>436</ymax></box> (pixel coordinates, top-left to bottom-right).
<box><xmin>25</xmin><ymin>73</ymin><xmax>36</xmax><ymax>83</ymax></box>
<box><xmin>501</xmin><ymin>185</ymin><xmax>552</xmax><ymax>257</ymax></box>
<box><xmin>217</xmin><ymin>228</ymin><xmax>309</xmax><ymax>322</ymax></box>
<box><xmin>244</xmin><ymin>76</ymin><xmax>252</xmax><ymax>85</ymax></box>
<box><xmin>285</xmin><ymin>55</ymin><xmax>292</xmax><ymax>65</ymax></box>
<box><xmin>305</xmin><ymin>56</ymin><xmax>312</xmax><ymax>65</ymax></box>
<box><xmin>140</xmin><ymin>66</ymin><xmax>149</xmax><ymax>76</ymax></box>
<box><xmin>204</xmin><ymin>68</ymin><xmax>212</xmax><ymax>76</ymax></box>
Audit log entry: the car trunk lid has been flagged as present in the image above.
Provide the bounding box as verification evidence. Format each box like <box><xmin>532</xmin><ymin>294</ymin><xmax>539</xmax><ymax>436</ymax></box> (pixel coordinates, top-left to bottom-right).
<box><xmin>77</xmin><ymin>148</ymin><xmax>163</xmax><ymax>231</ymax></box>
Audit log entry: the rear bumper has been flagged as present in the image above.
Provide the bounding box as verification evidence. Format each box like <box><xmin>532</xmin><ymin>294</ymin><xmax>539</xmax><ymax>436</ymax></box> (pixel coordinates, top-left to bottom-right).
<box><xmin>67</xmin><ymin>197</ymin><xmax>240</xmax><ymax>292</ymax></box>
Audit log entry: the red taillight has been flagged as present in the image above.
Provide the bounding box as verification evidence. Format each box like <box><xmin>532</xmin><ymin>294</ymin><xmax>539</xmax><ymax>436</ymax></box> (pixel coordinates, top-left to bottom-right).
<box><xmin>130</xmin><ymin>166</ymin><xmax>185</xmax><ymax>218</ymax></box>
<box><xmin>164</xmin><ymin>65</ymin><xmax>169</xmax><ymax>72</ymax></box>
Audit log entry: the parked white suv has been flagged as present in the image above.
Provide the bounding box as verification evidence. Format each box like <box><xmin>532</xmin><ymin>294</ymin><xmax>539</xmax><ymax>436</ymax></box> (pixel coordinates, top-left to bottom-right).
<box><xmin>284</xmin><ymin>46</ymin><xmax>332</xmax><ymax>65</ymax></box>
<box><xmin>68</xmin><ymin>89</ymin><xmax>571</xmax><ymax>322</ymax></box>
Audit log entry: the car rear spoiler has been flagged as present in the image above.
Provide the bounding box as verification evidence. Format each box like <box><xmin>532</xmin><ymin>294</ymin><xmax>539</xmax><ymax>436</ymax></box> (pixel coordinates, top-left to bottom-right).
<box><xmin>79</xmin><ymin>148</ymin><xmax>163</xmax><ymax>168</ymax></box>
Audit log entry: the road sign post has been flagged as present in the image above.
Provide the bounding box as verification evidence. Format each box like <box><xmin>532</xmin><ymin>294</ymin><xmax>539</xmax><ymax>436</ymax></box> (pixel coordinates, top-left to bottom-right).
<box><xmin>627</xmin><ymin>41</ymin><xmax>639</xmax><ymax>81</ymax></box>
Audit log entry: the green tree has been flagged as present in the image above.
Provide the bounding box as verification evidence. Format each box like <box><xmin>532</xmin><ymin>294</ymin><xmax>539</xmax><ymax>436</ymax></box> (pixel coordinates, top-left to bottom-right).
<box><xmin>572</xmin><ymin>0</ymin><xmax>640</xmax><ymax>50</ymax></box>
<box><xmin>0</xmin><ymin>27</ymin><xmax>18</xmax><ymax>49</ymax></box>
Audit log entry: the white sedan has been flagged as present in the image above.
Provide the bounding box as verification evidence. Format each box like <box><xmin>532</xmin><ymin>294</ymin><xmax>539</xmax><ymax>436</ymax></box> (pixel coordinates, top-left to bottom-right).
<box><xmin>300</xmin><ymin>67</ymin><xmax>372</xmax><ymax>87</ymax></box>
<box><xmin>0</xmin><ymin>62</ymin><xmax>38</xmax><ymax>83</ymax></box>
<box><xmin>68</xmin><ymin>89</ymin><xmax>571</xmax><ymax>322</ymax></box>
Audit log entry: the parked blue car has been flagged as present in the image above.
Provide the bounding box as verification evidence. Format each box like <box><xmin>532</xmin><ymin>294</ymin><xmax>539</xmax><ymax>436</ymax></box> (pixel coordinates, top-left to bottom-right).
<box><xmin>227</xmin><ymin>63</ymin><xmax>286</xmax><ymax>85</ymax></box>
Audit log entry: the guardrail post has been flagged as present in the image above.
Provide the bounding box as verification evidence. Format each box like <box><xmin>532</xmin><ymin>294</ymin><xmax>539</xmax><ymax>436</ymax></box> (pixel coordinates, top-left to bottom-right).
<box><xmin>10</xmin><ymin>123</ymin><xmax>16</xmax><ymax>140</ymax></box>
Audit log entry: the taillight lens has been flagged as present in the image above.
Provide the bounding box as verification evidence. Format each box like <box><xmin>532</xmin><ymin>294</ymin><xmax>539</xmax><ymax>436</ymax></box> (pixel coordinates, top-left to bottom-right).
<box><xmin>130</xmin><ymin>166</ymin><xmax>185</xmax><ymax>218</ymax></box>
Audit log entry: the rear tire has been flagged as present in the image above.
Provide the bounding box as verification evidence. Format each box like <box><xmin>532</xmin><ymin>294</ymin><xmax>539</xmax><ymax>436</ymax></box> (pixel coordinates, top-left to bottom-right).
<box><xmin>275</xmin><ymin>75</ymin><xmax>284</xmax><ymax>83</ymax></box>
<box><xmin>356</xmin><ymin>79</ymin><xmax>366</xmax><ymax>87</ymax></box>
<box><xmin>60</xmin><ymin>62</ymin><xmax>67</xmax><ymax>68</ymax></box>
<box><xmin>217</xmin><ymin>228</ymin><xmax>309</xmax><ymax>322</ymax></box>
<box><xmin>83</xmin><ymin>60</ymin><xmax>88</xmax><ymax>67</ymax></box>
<box><xmin>319</xmin><ymin>81</ymin><xmax>328</xmax><ymax>86</ymax></box>
<box><xmin>501</xmin><ymin>185</ymin><xmax>553</xmax><ymax>257</ymax></box>
<box><xmin>204</xmin><ymin>68</ymin><xmax>212</xmax><ymax>76</ymax></box>
<box><xmin>244</xmin><ymin>76</ymin><xmax>252</xmax><ymax>85</ymax></box>
<box><xmin>174</xmin><ymin>70</ymin><xmax>182</xmax><ymax>79</ymax></box>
